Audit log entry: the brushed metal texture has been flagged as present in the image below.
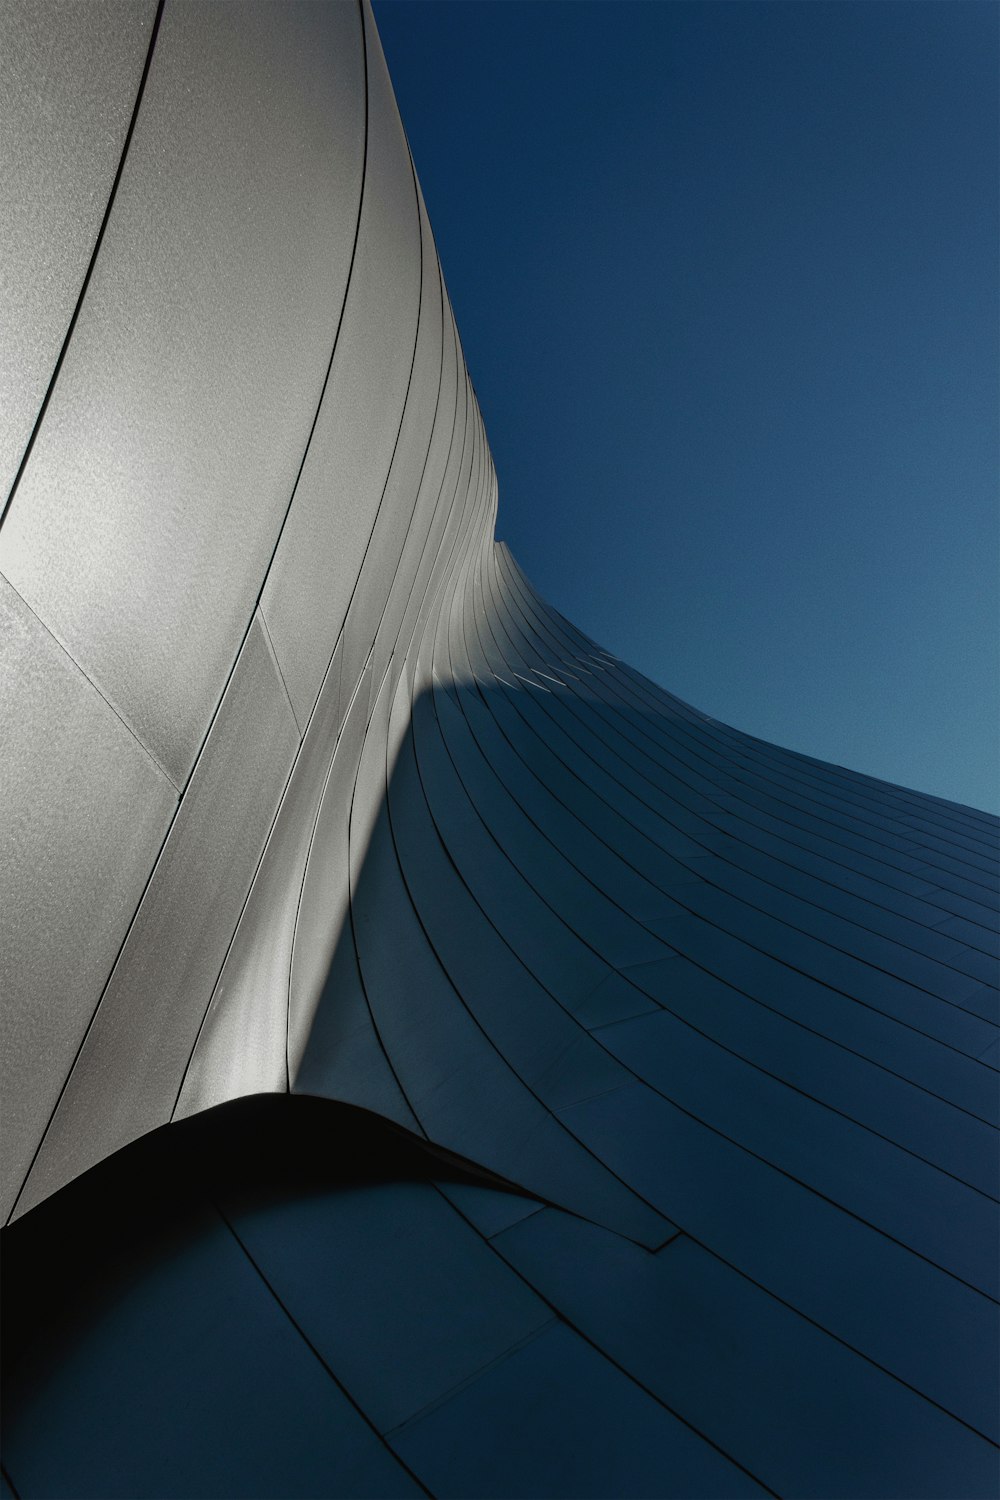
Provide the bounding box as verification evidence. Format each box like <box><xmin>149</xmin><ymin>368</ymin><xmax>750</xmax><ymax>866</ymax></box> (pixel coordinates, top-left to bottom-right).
<box><xmin>0</xmin><ymin>0</ymin><xmax>157</xmax><ymax>502</ymax></box>
<box><xmin>0</xmin><ymin>0</ymin><xmax>364</xmax><ymax>785</ymax></box>
<box><xmin>260</xmin><ymin>3</ymin><xmax>422</xmax><ymax>729</ymax></box>
<box><xmin>15</xmin><ymin>614</ymin><xmax>298</xmax><ymax>1214</ymax></box>
<box><xmin>0</xmin><ymin>572</ymin><xmax>175</xmax><ymax>1220</ymax></box>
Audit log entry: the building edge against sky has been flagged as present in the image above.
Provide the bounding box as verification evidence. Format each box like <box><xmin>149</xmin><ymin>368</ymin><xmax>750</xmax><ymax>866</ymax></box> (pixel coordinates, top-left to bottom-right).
<box><xmin>373</xmin><ymin>0</ymin><xmax>1000</xmax><ymax>816</ymax></box>
<box><xmin>1</xmin><ymin>2</ymin><xmax>998</xmax><ymax>1496</ymax></box>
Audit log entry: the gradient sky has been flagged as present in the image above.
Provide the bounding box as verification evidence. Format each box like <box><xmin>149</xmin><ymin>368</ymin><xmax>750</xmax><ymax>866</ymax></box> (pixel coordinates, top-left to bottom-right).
<box><xmin>375</xmin><ymin>0</ymin><xmax>998</xmax><ymax>813</ymax></box>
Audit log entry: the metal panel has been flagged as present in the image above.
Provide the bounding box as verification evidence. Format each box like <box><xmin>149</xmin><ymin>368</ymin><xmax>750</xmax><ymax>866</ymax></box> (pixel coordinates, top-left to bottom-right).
<box><xmin>287</xmin><ymin>655</ymin><xmax>422</xmax><ymax>1131</ymax></box>
<box><xmin>494</xmin><ymin>1207</ymin><xmax>1000</xmax><ymax>1500</ymax></box>
<box><xmin>495</xmin><ymin>551</ymin><xmax>997</xmax><ymax>983</ymax></box>
<box><xmin>15</xmin><ymin>615</ymin><xmax>299</xmax><ymax>1214</ymax></box>
<box><xmin>365</xmin><ymin>285</ymin><xmax>462</xmax><ymax>691</ymax></box>
<box><xmin>348</xmin><ymin>669</ymin><xmax>673</xmax><ymax>1248</ymax></box>
<box><xmin>3</xmin><ymin>1176</ymin><xmax>419</xmax><ymax>1499</ymax></box>
<box><xmin>408</xmin><ymin>685</ymin><xmax>613</xmax><ymax>1011</ymax></box>
<box><xmin>0</xmin><ymin>0</ymin><xmax>157</xmax><ymax>503</ymax></box>
<box><xmin>480</xmin><ymin>578</ymin><xmax>994</xmax><ymax>1047</ymax></box>
<box><xmin>260</xmin><ymin>3</ymin><xmax>422</xmax><ymax>727</ymax></box>
<box><xmin>557</xmin><ymin>1078</ymin><xmax>999</xmax><ymax>1440</ymax></box>
<box><xmin>595</xmin><ymin>1005</ymin><xmax>997</xmax><ymax>1295</ymax></box>
<box><xmin>388</xmin><ymin>686</ymin><xmax>631</xmax><ymax>1112</ymax></box>
<box><xmin>0</xmin><ymin>0</ymin><xmax>365</xmax><ymax>785</ymax></box>
<box><xmin>175</xmin><ymin>639</ymin><xmax>347</xmax><ymax>1122</ymax></box>
<box><xmin>390</xmin><ymin>1320</ymin><xmax>766</xmax><ymax>1499</ymax></box>
<box><xmin>607</xmin><ymin>954</ymin><xmax>998</xmax><ymax>1196</ymax></box>
<box><xmin>336</xmin><ymin>192</ymin><xmax>446</xmax><ymax>700</ymax></box>
<box><xmin>429</xmin><ymin>682</ymin><xmax>672</xmax><ymax>970</ymax></box>
<box><xmin>222</xmin><ymin>1179</ymin><xmax>552</xmax><ymax>1434</ymax></box>
<box><xmin>0</xmin><ymin>574</ymin><xmax>175</xmax><ymax>1221</ymax></box>
<box><xmin>435</xmin><ymin>1181</ymin><xmax>544</xmax><ymax>1240</ymax></box>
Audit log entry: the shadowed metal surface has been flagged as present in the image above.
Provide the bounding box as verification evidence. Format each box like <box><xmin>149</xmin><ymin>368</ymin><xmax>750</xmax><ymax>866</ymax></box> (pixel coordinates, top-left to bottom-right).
<box><xmin>1</xmin><ymin>2</ymin><xmax>997</xmax><ymax>1497</ymax></box>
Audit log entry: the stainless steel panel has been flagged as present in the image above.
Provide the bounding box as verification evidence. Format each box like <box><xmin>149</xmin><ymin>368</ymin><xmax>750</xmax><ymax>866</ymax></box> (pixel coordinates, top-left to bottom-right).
<box><xmin>494</xmin><ymin>554</ymin><xmax>996</xmax><ymax>979</ymax></box>
<box><xmin>387</xmin><ymin>679</ymin><xmax>631</xmax><ymax>1112</ymax></box>
<box><xmin>495</xmin><ymin>1208</ymin><xmax>1000</xmax><ymax>1500</ymax></box>
<box><xmin>371</xmin><ymin>323</ymin><xmax>474</xmax><ymax>693</ymax></box>
<box><xmin>346</xmin><ymin>666</ymin><xmax>672</xmax><ymax>1248</ymax></box>
<box><xmin>558</xmin><ymin>1078</ymin><xmax>998</xmax><ymax>1440</ymax></box>
<box><xmin>365</xmin><ymin>287</ymin><xmax>462</xmax><ymax>689</ymax></box>
<box><xmin>0</xmin><ymin>0</ymin><xmax>364</xmax><ymax>785</ymax></box>
<box><xmin>260</xmin><ymin>4</ymin><xmax>421</xmax><ymax>727</ymax></box>
<box><xmin>429</xmin><ymin>678</ymin><xmax>669</xmax><ymax>971</ymax></box>
<box><xmin>335</xmin><ymin>193</ymin><xmax>446</xmax><ymax>699</ymax></box>
<box><xmin>288</xmin><ymin>663</ymin><xmax>373</xmax><ymax>1064</ymax></box>
<box><xmin>596</xmin><ymin>1006</ymin><xmax>997</xmax><ymax>1295</ymax></box>
<box><xmin>410</xmin><ymin>678</ymin><xmax>608</xmax><ymax>1009</ymax></box>
<box><xmin>15</xmin><ymin>615</ymin><xmax>299</xmax><ymax>1213</ymax></box>
<box><xmin>435</xmin><ymin>1181</ymin><xmax>544</xmax><ymax>1240</ymax></box>
<box><xmin>0</xmin><ymin>0</ymin><xmax>157</xmax><ymax>503</ymax></box>
<box><xmin>283</xmin><ymin>651</ymin><xmax>419</xmax><ymax>1128</ymax></box>
<box><xmin>610</xmin><ymin>953</ymin><xmax>998</xmax><ymax>1196</ymax></box>
<box><xmin>223</xmin><ymin>1179</ymin><xmax>552</xmax><ymax>1434</ymax></box>
<box><xmin>3</xmin><ymin>1175</ymin><xmax>420</xmax><ymax>1499</ymax></box>
<box><xmin>391</xmin><ymin>1320</ymin><xmax>765</xmax><ymax>1499</ymax></box>
<box><xmin>174</xmin><ymin>639</ymin><xmax>345</xmax><ymax>1122</ymax></box>
<box><xmin>0</xmin><ymin>574</ymin><xmax>175</xmax><ymax>1221</ymax></box>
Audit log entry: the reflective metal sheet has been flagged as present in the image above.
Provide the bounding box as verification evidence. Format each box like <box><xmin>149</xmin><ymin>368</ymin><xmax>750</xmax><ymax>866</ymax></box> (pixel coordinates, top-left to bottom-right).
<box><xmin>260</xmin><ymin>3</ymin><xmax>421</xmax><ymax>727</ymax></box>
<box><xmin>0</xmin><ymin>574</ymin><xmax>175</xmax><ymax>1221</ymax></box>
<box><xmin>557</xmin><ymin>1078</ymin><xmax>999</xmax><ymax>1439</ymax></box>
<box><xmin>222</xmin><ymin>1179</ymin><xmax>552</xmax><ymax>1434</ymax></box>
<box><xmin>3</xmin><ymin>1154</ymin><xmax>420</xmax><ymax>1499</ymax></box>
<box><xmin>494</xmin><ymin>1207</ymin><xmax>1000</xmax><ymax>1500</ymax></box>
<box><xmin>390</xmin><ymin>1320</ymin><xmax>766</xmax><ymax>1499</ymax></box>
<box><xmin>15</xmin><ymin>615</ymin><xmax>298</xmax><ymax>1213</ymax></box>
<box><xmin>0</xmin><ymin>0</ymin><xmax>157</xmax><ymax>503</ymax></box>
<box><xmin>0</xmin><ymin>0</ymin><xmax>364</xmax><ymax>785</ymax></box>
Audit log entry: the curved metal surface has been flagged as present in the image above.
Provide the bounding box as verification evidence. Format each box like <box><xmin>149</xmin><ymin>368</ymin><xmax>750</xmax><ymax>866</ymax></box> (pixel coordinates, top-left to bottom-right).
<box><xmin>1</xmin><ymin>2</ymin><xmax>997</xmax><ymax>1496</ymax></box>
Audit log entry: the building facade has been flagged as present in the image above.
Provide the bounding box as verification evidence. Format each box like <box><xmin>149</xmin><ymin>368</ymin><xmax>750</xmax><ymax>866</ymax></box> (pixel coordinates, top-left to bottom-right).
<box><xmin>1</xmin><ymin>2</ymin><xmax>997</xmax><ymax>1495</ymax></box>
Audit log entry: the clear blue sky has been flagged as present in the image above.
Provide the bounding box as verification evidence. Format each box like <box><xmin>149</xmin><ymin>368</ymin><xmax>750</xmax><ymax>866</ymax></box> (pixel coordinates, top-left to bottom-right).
<box><xmin>375</xmin><ymin>0</ymin><xmax>999</xmax><ymax>813</ymax></box>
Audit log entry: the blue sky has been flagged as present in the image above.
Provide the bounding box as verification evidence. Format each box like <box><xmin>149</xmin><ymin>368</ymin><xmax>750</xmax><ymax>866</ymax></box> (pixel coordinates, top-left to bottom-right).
<box><xmin>375</xmin><ymin>1</ymin><xmax>998</xmax><ymax>813</ymax></box>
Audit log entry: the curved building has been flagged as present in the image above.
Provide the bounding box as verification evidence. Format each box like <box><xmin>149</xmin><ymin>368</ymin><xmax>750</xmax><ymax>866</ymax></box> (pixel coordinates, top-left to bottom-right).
<box><xmin>1</xmin><ymin>3</ymin><xmax>998</xmax><ymax>1496</ymax></box>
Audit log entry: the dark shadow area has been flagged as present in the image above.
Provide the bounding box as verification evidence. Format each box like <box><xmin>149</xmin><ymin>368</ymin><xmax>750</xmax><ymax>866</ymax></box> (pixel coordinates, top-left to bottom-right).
<box><xmin>1</xmin><ymin>1092</ymin><xmax>537</xmax><ymax>1500</ymax></box>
